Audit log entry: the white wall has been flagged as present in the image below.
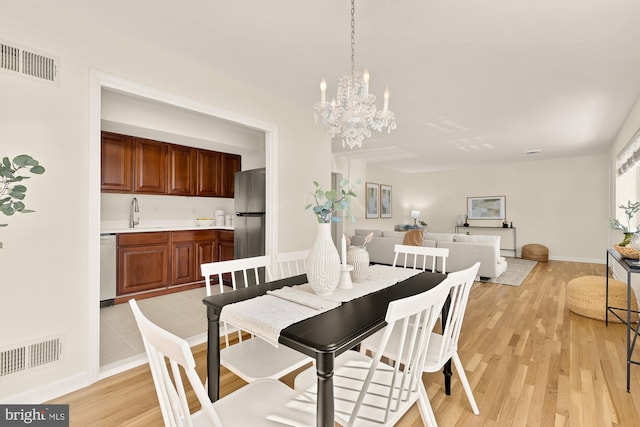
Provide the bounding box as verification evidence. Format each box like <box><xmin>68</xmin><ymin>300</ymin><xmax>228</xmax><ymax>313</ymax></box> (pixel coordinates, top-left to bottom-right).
<box><xmin>340</xmin><ymin>155</ymin><xmax>609</xmax><ymax>263</ymax></box>
<box><xmin>0</xmin><ymin>4</ymin><xmax>330</xmax><ymax>401</ymax></box>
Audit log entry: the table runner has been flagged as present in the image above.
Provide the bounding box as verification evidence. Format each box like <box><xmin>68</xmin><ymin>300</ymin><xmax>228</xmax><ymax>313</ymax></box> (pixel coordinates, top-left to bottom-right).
<box><xmin>219</xmin><ymin>265</ymin><xmax>422</xmax><ymax>347</ymax></box>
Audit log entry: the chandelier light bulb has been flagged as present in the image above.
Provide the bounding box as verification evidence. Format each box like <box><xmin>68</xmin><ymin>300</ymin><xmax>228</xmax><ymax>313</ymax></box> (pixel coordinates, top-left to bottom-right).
<box><xmin>320</xmin><ymin>78</ymin><xmax>327</xmax><ymax>104</ymax></box>
<box><xmin>383</xmin><ymin>86</ymin><xmax>390</xmax><ymax>113</ymax></box>
<box><xmin>362</xmin><ymin>68</ymin><xmax>369</xmax><ymax>95</ymax></box>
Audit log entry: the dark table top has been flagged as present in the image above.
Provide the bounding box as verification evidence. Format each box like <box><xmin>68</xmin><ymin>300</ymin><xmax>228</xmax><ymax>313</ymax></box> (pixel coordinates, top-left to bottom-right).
<box><xmin>202</xmin><ymin>270</ymin><xmax>447</xmax><ymax>358</ymax></box>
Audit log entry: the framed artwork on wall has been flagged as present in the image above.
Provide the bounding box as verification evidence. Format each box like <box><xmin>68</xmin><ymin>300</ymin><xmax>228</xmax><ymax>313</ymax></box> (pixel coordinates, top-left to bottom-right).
<box><xmin>366</xmin><ymin>182</ymin><xmax>379</xmax><ymax>219</ymax></box>
<box><xmin>380</xmin><ymin>184</ymin><xmax>392</xmax><ymax>218</ymax></box>
<box><xmin>467</xmin><ymin>196</ymin><xmax>506</xmax><ymax>220</ymax></box>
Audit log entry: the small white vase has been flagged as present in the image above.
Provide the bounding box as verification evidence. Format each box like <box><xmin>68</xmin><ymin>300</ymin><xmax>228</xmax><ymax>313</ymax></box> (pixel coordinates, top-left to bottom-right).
<box><xmin>347</xmin><ymin>247</ymin><xmax>370</xmax><ymax>282</ymax></box>
<box><xmin>307</xmin><ymin>223</ymin><xmax>341</xmax><ymax>295</ymax></box>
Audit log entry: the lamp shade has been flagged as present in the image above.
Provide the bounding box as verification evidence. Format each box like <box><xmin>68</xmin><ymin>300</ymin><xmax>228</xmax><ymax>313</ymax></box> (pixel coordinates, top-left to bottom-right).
<box><xmin>410</xmin><ymin>210</ymin><xmax>420</xmax><ymax>219</ymax></box>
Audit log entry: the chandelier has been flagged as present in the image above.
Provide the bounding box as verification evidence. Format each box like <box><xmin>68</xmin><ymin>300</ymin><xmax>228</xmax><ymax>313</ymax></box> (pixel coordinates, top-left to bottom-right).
<box><xmin>314</xmin><ymin>0</ymin><xmax>397</xmax><ymax>149</ymax></box>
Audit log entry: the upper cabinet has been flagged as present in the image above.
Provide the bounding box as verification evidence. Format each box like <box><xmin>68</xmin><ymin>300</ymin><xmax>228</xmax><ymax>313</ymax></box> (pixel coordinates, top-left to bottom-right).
<box><xmin>101</xmin><ymin>131</ymin><xmax>133</xmax><ymax>192</ymax></box>
<box><xmin>196</xmin><ymin>150</ymin><xmax>221</xmax><ymax>197</ymax></box>
<box><xmin>167</xmin><ymin>144</ymin><xmax>197</xmax><ymax>196</ymax></box>
<box><xmin>221</xmin><ymin>153</ymin><xmax>241</xmax><ymax>198</ymax></box>
<box><xmin>134</xmin><ymin>138</ymin><xmax>167</xmax><ymax>194</ymax></box>
<box><xmin>101</xmin><ymin>131</ymin><xmax>240</xmax><ymax>198</ymax></box>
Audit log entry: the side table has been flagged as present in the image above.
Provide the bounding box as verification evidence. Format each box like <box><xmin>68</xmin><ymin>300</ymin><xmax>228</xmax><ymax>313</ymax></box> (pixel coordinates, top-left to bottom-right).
<box><xmin>606</xmin><ymin>248</ymin><xmax>640</xmax><ymax>392</ymax></box>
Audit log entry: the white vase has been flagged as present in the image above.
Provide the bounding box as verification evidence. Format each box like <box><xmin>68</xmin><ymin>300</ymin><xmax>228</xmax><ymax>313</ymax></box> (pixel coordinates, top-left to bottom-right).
<box><xmin>307</xmin><ymin>223</ymin><xmax>341</xmax><ymax>295</ymax></box>
<box><xmin>347</xmin><ymin>247</ymin><xmax>370</xmax><ymax>282</ymax></box>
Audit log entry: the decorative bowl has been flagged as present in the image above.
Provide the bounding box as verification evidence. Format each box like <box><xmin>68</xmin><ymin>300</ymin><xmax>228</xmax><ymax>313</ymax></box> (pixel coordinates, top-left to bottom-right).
<box><xmin>614</xmin><ymin>244</ymin><xmax>640</xmax><ymax>260</ymax></box>
<box><xmin>195</xmin><ymin>218</ymin><xmax>214</xmax><ymax>227</ymax></box>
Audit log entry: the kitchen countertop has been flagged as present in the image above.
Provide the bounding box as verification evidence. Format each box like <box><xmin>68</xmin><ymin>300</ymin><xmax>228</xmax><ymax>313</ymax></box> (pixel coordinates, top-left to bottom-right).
<box><xmin>101</xmin><ymin>220</ymin><xmax>234</xmax><ymax>234</ymax></box>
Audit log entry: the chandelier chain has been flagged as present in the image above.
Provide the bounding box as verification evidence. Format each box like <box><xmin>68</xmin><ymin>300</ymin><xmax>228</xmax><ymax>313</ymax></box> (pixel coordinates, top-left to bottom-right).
<box><xmin>350</xmin><ymin>0</ymin><xmax>355</xmax><ymax>75</ymax></box>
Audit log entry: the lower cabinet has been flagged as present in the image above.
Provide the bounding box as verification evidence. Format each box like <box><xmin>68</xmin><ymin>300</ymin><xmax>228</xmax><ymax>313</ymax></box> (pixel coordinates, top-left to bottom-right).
<box><xmin>117</xmin><ymin>232</ymin><xmax>171</xmax><ymax>296</ymax></box>
<box><xmin>117</xmin><ymin>229</ymin><xmax>233</xmax><ymax>299</ymax></box>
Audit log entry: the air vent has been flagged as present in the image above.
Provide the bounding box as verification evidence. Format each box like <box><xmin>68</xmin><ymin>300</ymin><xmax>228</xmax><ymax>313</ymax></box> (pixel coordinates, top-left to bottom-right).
<box><xmin>0</xmin><ymin>40</ymin><xmax>60</xmax><ymax>86</ymax></box>
<box><xmin>0</xmin><ymin>336</ymin><xmax>63</xmax><ymax>377</ymax></box>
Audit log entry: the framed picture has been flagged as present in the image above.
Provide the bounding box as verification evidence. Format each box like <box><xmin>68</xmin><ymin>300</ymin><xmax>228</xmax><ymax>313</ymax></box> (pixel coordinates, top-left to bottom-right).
<box><xmin>366</xmin><ymin>182</ymin><xmax>379</xmax><ymax>219</ymax></box>
<box><xmin>380</xmin><ymin>184</ymin><xmax>392</xmax><ymax>218</ymax></box>
<box><xmin>467</xmin><ymin>196</ymin><xmax>506</xmax><ymax>220</ymax></box>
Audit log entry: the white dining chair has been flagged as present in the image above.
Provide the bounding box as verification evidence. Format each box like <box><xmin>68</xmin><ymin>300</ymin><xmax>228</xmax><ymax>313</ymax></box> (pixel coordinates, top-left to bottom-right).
<box><xmin>393</xmin><ymin>243</ymin><xmax>449</xmax><ymax>273</ymax></box>
<box><xmin>360</xmin><ymin>262</ymin><xmax>482</xmax><ymax>419</ymax></box>
<box><xmin>275</xmin><ymin>249</ymin><xmax>309</xmax><ymax>279</ymax></box>
<box><xmin>201</xmin><ymin>255</ymin><xmax>273</xmax><ymax>296</ymax></box>
<box><xmin>293</xmin><ymin>276</ymin><xmax>452</xmax><ymax>427</ymax></box>
<box><xmin>200</xmin><ymin>256</ymin><xmax>311</xmax><ymax>383</ymax></box>
<box><xmin>129</xmin><ymin>299</ymin><xmax>316</xmax><ymax>427</ymax></box>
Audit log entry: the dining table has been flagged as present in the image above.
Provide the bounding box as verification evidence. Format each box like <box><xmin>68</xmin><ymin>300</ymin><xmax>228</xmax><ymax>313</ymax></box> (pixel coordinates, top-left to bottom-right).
<box><xmin>202</xmin><ymin>268</ymin><xmax>449</xmax><ymax>427</ymax></box>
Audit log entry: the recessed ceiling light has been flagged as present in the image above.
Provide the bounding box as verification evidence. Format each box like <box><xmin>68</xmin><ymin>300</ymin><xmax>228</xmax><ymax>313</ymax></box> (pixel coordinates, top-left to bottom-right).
<box><xmin>525</xmin><ymin>149</ymin><xmax>542</xmax><ymax>155</ymax></box>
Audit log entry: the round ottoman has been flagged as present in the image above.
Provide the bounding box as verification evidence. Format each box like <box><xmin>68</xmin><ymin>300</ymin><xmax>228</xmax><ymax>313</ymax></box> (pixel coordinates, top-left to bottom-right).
<box><xmin>522</xmin><ymin>244</ymin><xmax>549</xmax><ymax>261</ymax></box>
<box><xmin>566</xmin><ymin>276</ymin><xmax>638</xmax><ymax>323</ymax></box>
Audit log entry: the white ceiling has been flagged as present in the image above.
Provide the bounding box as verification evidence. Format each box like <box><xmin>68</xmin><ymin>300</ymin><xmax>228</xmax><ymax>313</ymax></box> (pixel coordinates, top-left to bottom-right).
<box><xmin>54</xmin><ymin>0</ymin><xmax>640</xmax><ymax>173</ymax></box>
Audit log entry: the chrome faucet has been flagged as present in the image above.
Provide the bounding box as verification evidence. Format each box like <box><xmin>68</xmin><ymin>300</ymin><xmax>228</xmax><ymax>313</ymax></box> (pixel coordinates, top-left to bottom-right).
<box><xmin>129</xmin><ymin>197</ymin><xmax>139</xmax><ymax>228</ymax></box>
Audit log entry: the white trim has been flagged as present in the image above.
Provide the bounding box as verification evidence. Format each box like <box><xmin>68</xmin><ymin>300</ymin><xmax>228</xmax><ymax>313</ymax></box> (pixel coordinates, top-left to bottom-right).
<box><xmin>87</xmin><ymin>69</ymin><xmax>278</xmax><ymax>388</ymax></box>
<box><xmin>547</xmin><ymin>255</ymin><xmax>605</xmax><ymax>264</ymax></box>
<box><xmin>2</xmin><ymin>373</ymin><xmax>89</xmax><ymax>404</ymax></box>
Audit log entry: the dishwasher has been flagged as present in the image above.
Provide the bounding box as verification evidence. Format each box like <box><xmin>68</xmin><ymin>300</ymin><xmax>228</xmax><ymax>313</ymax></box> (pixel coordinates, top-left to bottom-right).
<box><xmin>100</xmin><ymin>234</ymin><xmax>116</xmax><ymax>307</ymax></box>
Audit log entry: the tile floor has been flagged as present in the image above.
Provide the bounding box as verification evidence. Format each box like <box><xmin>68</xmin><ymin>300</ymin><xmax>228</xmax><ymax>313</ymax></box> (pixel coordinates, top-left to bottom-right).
<box><xmin>100</xmin><ymin>286</ymin><xmax>222</xmax><ymax>370</ymax></box>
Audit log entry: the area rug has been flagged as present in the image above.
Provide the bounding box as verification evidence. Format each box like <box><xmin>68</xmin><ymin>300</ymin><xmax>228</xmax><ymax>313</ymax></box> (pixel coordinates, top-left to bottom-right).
<box><xmin>482</xmin><ymin>257</ymin><xmax>537</xmax><ymax>286</ymax></box>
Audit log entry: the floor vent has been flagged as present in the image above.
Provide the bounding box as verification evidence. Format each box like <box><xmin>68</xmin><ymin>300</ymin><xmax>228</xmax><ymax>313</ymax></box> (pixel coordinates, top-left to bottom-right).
<box><xmin>0</xmin><ymin>336</ymin><xmax>63</xmax><ymax>377</ymax></box>
<box><xmin>0</xmin><ymin>40</ymin><xmax>60</xmax><ymax>86</ymax></box>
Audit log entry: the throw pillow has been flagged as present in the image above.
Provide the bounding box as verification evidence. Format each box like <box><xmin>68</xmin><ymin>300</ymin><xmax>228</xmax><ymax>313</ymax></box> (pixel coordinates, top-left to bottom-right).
<box><xmin>403</xmin><ymin>229</ymin><xmax>424</xmax><ymax>246</ymax></box>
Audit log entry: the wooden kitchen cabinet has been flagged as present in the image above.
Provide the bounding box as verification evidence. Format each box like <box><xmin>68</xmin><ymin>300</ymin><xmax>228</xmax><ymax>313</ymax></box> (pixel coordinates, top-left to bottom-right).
<box><xmin>101</xmin><ymin>131</ymin><xmax>240</xmax><ymax>198</ymax></box>
<box><xmin>116</xmin><ymin>229</ymin><xmax>234</xmax><ymax>299</ymax></box>
<box><xmin>197</xmin><ymin>149</ymin><xmax>221</xmax><ymax>196</ymax></box>
<box><xmin>172</xmin><ymin>230</ymin><xmax>218</xmax><ymax>283</ymax></box>
<box><xmin>134</xmin><ymin>137</ymin><xmax>167</xmax><ymax>194</ymax></box>
<box><xmin>167</xmin><ymin>144</ymin><xmax>197</xmax><ymax>195</ymax></box>
<box><xmin>218</xmin><ymin>230</ymin><xmax>235</xmax><ymax>261</ymax></box>
<box><xmin>221</xmin><ymin>153</ymin><xmax>241</xmax><ymax>198</ymax></box>
<box><xmin>117</xmin><ymin>232</ymin><xmax>170</xmax><ymax>296</ymax></box>
<box><xmin>101</xmin><ymin>131</ymin><xmax>133</xmax><ymax>192</ymax></box>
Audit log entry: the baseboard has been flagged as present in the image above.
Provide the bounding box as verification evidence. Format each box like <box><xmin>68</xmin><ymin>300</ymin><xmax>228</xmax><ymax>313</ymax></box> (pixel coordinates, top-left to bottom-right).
<box><xmin>547</xmin><ymin>255</ymin><xmax>605</xmax><ymax>264</ymax></box>
<box><xmin>3</xmin><ymin>372</ymin><xmax>90</xmax><ymax>404</ymax></box>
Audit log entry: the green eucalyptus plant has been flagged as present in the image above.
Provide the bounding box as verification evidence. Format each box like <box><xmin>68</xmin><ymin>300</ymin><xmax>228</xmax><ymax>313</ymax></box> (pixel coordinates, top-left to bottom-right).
<box><xmin>609</xmin><ymin>200</ymin><xmax>640</xmax><ymax>233</ymax></box>
<box><xmin>0</xmin><ymin>154</ymin><xmax>46</xmax><ymax>248</ymax></box>
<box><xmin>305</xmin><ymin>178</ymin><xmax>361</xmax><ymax>223</ymax></box>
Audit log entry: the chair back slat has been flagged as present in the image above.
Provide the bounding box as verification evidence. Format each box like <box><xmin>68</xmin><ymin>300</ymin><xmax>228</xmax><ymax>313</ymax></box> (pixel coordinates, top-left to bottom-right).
<box><xmin>346</xmin><ymin>278</ymin><xmax>451</xmax><ymax>426</ymax></box>
<box><xmin>431</xmin><ymin>262</ymin><xmax>480</xmax><ymax>363</ymax></box>
<box><xmin>276</xmin><ymin>250</ymin><xmax>309</xmax><ymax>279</ymax></box>
<box><xmin>129</xmin><ymin>299</ymin><xmax>223</xmax><ymax>427</ymax></box>
<box><xmin>200</xmin><ymin>255</ymin><xmax>272</xmax><ymax>296</ymax></box>
<box><xmin>393</xmin><ymin>244</ymin><xmax>449</xmax><ymax>273</ymax></box>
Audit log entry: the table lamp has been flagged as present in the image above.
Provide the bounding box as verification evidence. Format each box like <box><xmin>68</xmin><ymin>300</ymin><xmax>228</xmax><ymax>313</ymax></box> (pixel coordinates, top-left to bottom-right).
<box><xmin>411</xmin><ymin>210</ymin><xmax>420</xmax><ymax>225</ymax></box>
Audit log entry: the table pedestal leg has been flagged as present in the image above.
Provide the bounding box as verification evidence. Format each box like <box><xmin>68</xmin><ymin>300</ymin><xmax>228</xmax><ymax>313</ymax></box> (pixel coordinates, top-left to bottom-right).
<box><xmin>316</xmin><ymin>352</ymin><xmax>335</xmax><ymax>427</ymax></box>
<box><xmin>444</xmin><ymin>360</ymin><xmax>452</xmax><ymax>395</ymax></box>
<box><xmin>207</xmin><ymin>316</ymin><xmax>220</xmax><ymax>401</ymax></box>
<box><xmin>442</xmin><ymin>295</ymin><xmax>452</xmax><ymax>395</ymax></box>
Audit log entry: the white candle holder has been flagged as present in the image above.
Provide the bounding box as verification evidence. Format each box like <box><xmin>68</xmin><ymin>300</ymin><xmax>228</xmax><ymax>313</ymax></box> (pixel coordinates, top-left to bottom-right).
<box><xmin>337</xmin><ymin>264</ymin><xmax>354</xmax><ymax>289</ymax></box>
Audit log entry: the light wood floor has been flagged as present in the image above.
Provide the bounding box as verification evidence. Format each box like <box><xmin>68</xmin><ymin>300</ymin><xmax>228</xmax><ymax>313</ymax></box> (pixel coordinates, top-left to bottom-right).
<box><xmin>49</xmin><ymin>260</ymin><xmax>640</xmax><ymax>426</ymax></box>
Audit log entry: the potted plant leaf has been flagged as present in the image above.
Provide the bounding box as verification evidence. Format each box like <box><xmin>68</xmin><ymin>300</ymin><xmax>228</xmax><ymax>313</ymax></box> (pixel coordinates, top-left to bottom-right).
<box><xmin>0</xmin><ymin>154</ymin><xmax>46</xmax><ymax>248</ymax></box>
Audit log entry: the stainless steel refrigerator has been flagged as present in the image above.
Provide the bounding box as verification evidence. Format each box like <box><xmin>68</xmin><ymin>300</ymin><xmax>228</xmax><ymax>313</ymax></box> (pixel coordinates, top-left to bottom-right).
<box><xmin>234</xmin><ymin>168</ymin><xmax>266</xmax><ymax>259</ymax></box>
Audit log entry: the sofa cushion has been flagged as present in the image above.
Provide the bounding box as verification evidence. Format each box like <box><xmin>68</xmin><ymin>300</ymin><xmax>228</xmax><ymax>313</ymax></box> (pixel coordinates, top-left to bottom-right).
<box><xmin>402</xmin><ymin>229</ymin><xmax>424</xmax><ymax>246</ymax></box>
<box><xmin>355</xmin><ymin>229</ymin><xmax>383</xmax><ymax>237</ymax></box>
<box><xmin>382</xmin><ymin>231</ymin><xmax>406</xmax><ymax>239</ymax></box>
<box><xmin>454</xmin><ymin>234</ymin><xmax>501</xmax><ymax>259</ymax></box>
<box><xmin>454</xmin><ymin>233</ymin><xmax>498</xmax><ymax>244</ymax></box>
<box><xmin>424</xmin><ymin>232</ymin><xmax>455</xmax><ymax>242</ymax></box>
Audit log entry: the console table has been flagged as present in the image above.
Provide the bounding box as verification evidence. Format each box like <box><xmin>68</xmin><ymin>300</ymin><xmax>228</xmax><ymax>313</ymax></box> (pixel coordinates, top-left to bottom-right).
<box><xmin>606</xmin><ymin>248</ymin><xmax>640</xmax><ymax>392</ymax></box>
<box><xmin>454</xmin><ymin>225</ymin><xmax>517</xmax><ymax>256</ymax></box>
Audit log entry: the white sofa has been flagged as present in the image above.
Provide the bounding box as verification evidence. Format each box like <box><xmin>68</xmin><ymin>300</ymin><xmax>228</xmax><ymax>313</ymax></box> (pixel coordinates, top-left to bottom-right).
<box><xmin>349</xmin><ymin>229</ymin><xmax>508</xmax><ymax>280</ymax></box>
